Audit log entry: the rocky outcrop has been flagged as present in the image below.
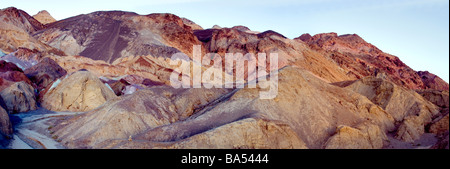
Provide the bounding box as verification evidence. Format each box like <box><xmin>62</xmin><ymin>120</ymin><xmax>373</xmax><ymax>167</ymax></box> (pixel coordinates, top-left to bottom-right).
<box><xmin>108</xmin><ymin>79</ymin><xmax>130</xmax><ymax>96</ymax></box>
<box><xmin>0</xmin><ymin>77</ymin><xmax>14</xmax><ymax>91</ymax></box>
<box><xmin>416</xmin><ymin>90</ymin><xmax>449</xmax><ymax>112</ymax></box>
<box><xmin>428</xmin><ymin>114</ymin><xmax>449</xmax><ymax>136</ymax></box>
<box><xmin>24</xmin><ymin>57</ymin><xmax>67</xmax><ymax>91</ymax></box>
<box><xmin>0</xmin><ymin>104</ymin><xmax>12</xmax><ymax>138</ymax></box>
<box><xmin>0</xmin><ymin>48</ymin><xmax>42</xmax><ymax>70</ymax></box>
<box><xmin>0</xmin><ymin>60</ymin><xmax>23</xmax><ymax>73</ymax></box>
<box><xmin>181</xmin><ymin>18</ymin><xmax>203</xmax><ymax>30</ymax></box>
<box><xmin>0</xmin><ymin>70</ymin><xmax>33</xmax><ymax>86</ymax></box>
<box><xmin>32</xmin><ymin>10</ymin><xmax>56</xmax><ymax>25</ymax></box>
<box><xmin>417</xmin><ymin>71</ymin><xmax>449</xmax><ymax>91</ymax></box>
<box><xmin>0</xmin><ymin>60</ymin><xmax>34</xmax><ymax>87</ymax></box>
<box><xmin>0</xmin><ymin>81</ymin><xmax>37</xmax><ymax>114</ymax></box>
<box><xmin>337</xmin><ymin>76</ymin><xmax>440</xmax><ymax>142</ymax></box>
<box><xmin>325</xmin><ymin>122</ymin><xmax>388</xmax><ymax>149</ymax></box>
<box><xmin>41</xmin><ymin>70</ymin><xmax>117</xmax><ymax>112</ymax></box>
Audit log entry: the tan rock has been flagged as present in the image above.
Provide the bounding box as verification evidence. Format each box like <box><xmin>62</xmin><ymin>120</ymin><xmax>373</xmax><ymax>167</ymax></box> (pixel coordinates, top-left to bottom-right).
<box><xmin>325</xmin><ymin>122</ymin><xmax>388</xmax><ymax>149</ymax></box>
<box><xmin>42</xmin><ymin>70</ymin><xmax>117</xmax><ymax>112</ymax></box>
<box><xmin>428</xmin><ymin>114</ymin><xmax>449</xmax><ymax>136</ymax></box>
<box><xmin>416</xmin><ymin>89</ymin><xmax>449</xmax><ymax>111</ymax></box>
<box><xmin>0</xmin><ymin>81</ymin><xmax>37</xmax><ymax>113</ymax></box>
<box><xmin>32</xmin><ymin>10</ymin><xmax>57</xmax><ymax>25</ymax></box>
<box><xmin>395</xmin><ymin>115</ymin><xmax>425</xmax><ymax>143</ymax></box>
<box><xmin>340</xmin><ymin>76</ymin><xmax>440</xmax><ymax>142</ymax></box>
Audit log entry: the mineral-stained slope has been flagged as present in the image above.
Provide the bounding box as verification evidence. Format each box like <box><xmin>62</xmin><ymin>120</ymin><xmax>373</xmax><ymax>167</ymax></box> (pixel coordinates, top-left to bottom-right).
<box><xmin>33</xmin><ymin>11</ymin><xmax>203</xmax><ymax>63</ymax></box>
<box><xmin>297</xmin><ymin>33</ymin><xmax>448</xmax><ymax>91</ymax></box>
<box><xmin>52</xmin><ymin>67</ymin><xmax>398</xmax><ymax>149</ymax></box>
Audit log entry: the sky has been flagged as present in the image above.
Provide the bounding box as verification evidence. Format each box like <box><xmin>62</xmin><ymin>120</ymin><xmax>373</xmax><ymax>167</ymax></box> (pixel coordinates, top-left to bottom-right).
<box><xmin>1</xmin><ymin>0</ymin><xmax>449</xmax><ymax>82</ymax></box>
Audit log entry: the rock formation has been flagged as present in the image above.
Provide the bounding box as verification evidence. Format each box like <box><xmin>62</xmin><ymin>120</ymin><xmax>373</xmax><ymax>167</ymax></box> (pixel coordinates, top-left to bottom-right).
<box><xmin>0</xmin><ymin>60</ymin><xmax>23</xmax><ymax>73</ymax></box>
<box><xmin>417</xmin><ymin>71</ymin><xmax>449</xmax><ymax>91</ymax></box>
<box><xmin>428</xmin><ymin>114</ymin><xmax>449</xmax><ymax>136</ymax></box>
<box><xmin>297</xmin><ymin>33</ymin><xmax>448</xmax><ymax>91</ymax></box>
<box><xmin>181</xmin><ymin>18</ymin><xmax>203</xmax><ymax>30</ymax></box>
<box><xmin>54</xmin><ymin>67</ymin><xmax>398</xmax><ymax>149</ymax></box>
<box><xmin>325</xmin><ymin>122</ymin><xmax>388</xmax><ymax>149</ymax></box>
<box><xmin>51</xmin><ymin>86</ymin><xmax>231</xmax><ymax>148</ymax></box>
<box><xmin>41</xmin><ymin>70</ymin><xmax>117</xmax><ymax>112</ymax></box>
<box><xmin>335</xmin><ymin>76</ymin><xmax>440</xmax><ymax>142</ymax></box>
<box><xmin>24</xmin><ymin>57</ymin><xmax>67</xmax><ymax>91</ymax></box>
<box><xmin>0</xmin><ymin>104</ymin><xmax>12</xmax><ymax>138</ymax></box>
<box><xmin>0</xmin><ymin>77</ymin><xmax>14</xmax><ymax>92</ymax></box>
<box><xmin>0</xmin><ymin>81</ymin><xmax>37</xmax><ymax>114</ymax></box>
<box><xmin>32</xmin><ymin>10</ymin><xmax>57</xmax><ymax>25</ymax></box>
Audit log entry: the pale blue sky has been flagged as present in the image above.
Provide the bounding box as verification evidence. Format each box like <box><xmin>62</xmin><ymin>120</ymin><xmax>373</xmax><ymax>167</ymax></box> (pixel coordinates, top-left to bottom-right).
<box><xmin>1</xmin><ymin>0</ymin><xmax>449</xmax><ymax>82</ymax></box>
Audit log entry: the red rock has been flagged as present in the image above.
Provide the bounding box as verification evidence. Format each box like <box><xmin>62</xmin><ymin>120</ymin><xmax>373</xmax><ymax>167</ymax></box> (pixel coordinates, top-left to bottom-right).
<box><xmin>0</xmin><ymin>7</ymin><xmax>45</xmax><ymax>33</ymax></box>
<box><xmin>417</xmin><ymin>71</ymin><xmax>449</xmax><ymax>91</ymax></box>
<box><xmin>142</xmin><ymin>78</ymin><xmax>164</xmax><ymax>86</ymax></box>
<box><xmin>296</xmin><ymin>32</ymin><xmax>440</xmax><ymax>90</ymax></box>
<box><xmin>0</xmin><ymin>60</ymin><xmax>23</xmax><ymax>73</ymax></box>
<box><xmin>109</xmin><ymin>79</ymin><xmax>130</xmax><ymax>96</ymax></box>
<box><xmin>231</xmin><ymin>25</ymin><xmax>251</xmax><ymax>32</ymax></box>
<box><xmin>0</xmin><ymin>71</ymin><xmax>33</xmax><ymax>86</ymax></box>
<box><xmin>181</xmin><ymin>18</ymin><xmax>203</xmax><ymax>30</ymax></box>
<box><xmin>24</xmin><ymin>57</ymin><xmax>67</xmax><ymax>91</ymax></box>
<box><xmin>296</xmin><ymin>33</ymin><xmax>312</xmax><ymax>42</ymax></box>
<box><xmin>0</xmin><ymin>77</ymin><xmax>14</xmax><ymax>92</ymax></box>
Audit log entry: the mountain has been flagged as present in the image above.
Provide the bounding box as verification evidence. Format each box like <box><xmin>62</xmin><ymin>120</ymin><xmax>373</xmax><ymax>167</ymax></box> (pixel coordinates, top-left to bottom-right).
<box><xmin>33</xmin><ymin>11</ymin><xmax>203</xmax><ymax>63</ymax></box>
<box><xmin>296</xmin><ymin>33</ymin><xmax>448</xmax><ymax>91</ymax></box>
<box><xmin>0</xmin><ymin>7</ymin><xmax>47</xmax><ymax>53</ymax></box>
<box><xmin>32</xmin><ymin>10</ymin><xmax>56</xmax><ymax>24</ymax></box>
<box><xmin>0</xmin><ymin>7</ymin><xmax>448</xmax><ymax>149</ymax></box>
